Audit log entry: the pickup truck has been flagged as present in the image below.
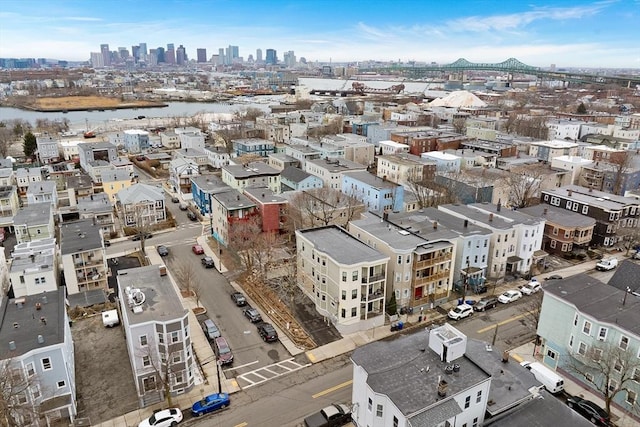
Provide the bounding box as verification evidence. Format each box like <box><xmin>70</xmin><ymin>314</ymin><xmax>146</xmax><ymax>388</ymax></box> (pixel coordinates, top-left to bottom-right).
<box><xmin>303</xmin><ymin>403</ymin><xmax>351</xmax><ymax>427</ymax></box>
<box><xmin>595</xmin><ymin>258</ymin><xmax>618</xmax><ymax>271</ymax></box>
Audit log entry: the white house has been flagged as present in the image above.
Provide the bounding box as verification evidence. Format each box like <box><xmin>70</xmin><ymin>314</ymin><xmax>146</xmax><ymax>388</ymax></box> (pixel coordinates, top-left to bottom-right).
<box><xmin>9</xmin><ymin>239</ymin><xmax>58</xmax><ymax>297</ymax></box>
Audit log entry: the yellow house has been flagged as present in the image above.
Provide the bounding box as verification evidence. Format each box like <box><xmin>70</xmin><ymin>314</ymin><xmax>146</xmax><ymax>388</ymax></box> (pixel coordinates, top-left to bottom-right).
<box><xmin>102</xmin><ymin>169</ymin><xmax>134</xmax><ymax>204</ymax></box>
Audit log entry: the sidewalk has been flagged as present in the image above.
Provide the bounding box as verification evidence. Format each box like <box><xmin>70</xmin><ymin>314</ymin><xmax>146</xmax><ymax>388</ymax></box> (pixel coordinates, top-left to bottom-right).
<box><xmin>509</xmin><ymin>342</ymin><xmax>639</xmax><ymax>427</ymax></box>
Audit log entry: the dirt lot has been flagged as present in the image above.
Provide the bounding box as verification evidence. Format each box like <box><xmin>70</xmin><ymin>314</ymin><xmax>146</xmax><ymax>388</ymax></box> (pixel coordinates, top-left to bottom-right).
<box><xmin>28</xmin><ymin>95</ymin><xmax>164</xmax><ymax>111</ymax></box>
<box><xmin>73</xmin><ymin>314</ymin><xmax>139</xmax><ymax>425</ymax></box>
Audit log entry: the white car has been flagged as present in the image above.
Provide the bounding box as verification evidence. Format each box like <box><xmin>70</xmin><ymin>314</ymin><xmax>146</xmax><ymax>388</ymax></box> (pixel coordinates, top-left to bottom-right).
<box><xmin>498</xmin><ymin>290</ymin><xmax>523</xmax><ymax>304</ymax></box>
<box><xmin>448</xmin><ymin>304</ymin><xmax>474</xmax><ymax>320</ymax></box>
<box><xmin>520</xmin><ymin>280</ymin><xmax>542</xmax><ymax>295</ymax></box>
<box><xmin>138</xmin><ymin>408</ymin><xmax>183</xmax><ymax>427</ymax></box>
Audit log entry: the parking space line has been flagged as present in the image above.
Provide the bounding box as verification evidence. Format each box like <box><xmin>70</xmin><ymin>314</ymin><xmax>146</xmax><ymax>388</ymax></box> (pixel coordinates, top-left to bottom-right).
<box><xmin>477</xmin><ymin>313</ymin><xmax>526</xmax><ymax>334</ymax></box>
<box><xmin>224</xmin><ymin>360</ymin><xmax>259</xmax><ymax>372</ymax></box>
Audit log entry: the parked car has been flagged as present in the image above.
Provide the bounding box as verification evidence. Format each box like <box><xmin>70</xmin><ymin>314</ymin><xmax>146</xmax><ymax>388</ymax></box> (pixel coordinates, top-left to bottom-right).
<box><xmin>214</xmin><ymin>336</ymin><xmax>233</xmax><ymax>365</ymax></box>
<box><xmin>544</xmin><ymin>274</ymin><xmax>563</xmax><ymax>281</ymax></box>
<box><xmin>566</xmin><ymin>396</ymin><xmax>610</xmax><ymax>426</ymax></box>
<box><xmin>498</xmin><ymin>290</ymin><xmax>523</xmax><ymax>304</ymax></box>
<box><xmin>171</xmin><ymin>196</ymin><xmax>179</xmax><ymax>203</ymax></box>
<box><xmin>257</xmin><ymin>322</ymin><xmax>278</xmax><ymax>342</ymax></box>
<box><xmin>520</xmin><ymin>280</ymin><xmax>542</xmax><ymax>295</ymax></box>
<box><xmin>157</xmin><ymin>245</ymin><xmax>169</xmax><ymax>256</ymax></box>
<box><xmin>231</xmin><ymin>292</ymin><xmax>247</xmax><ymax>306</ymax></box>
<box><xmin>192</xmin><ymin>244</ymin><xmax>204</xmax><ymax>255</ymax></box>
<box><xmin>596</xmin><ymin>258</ymin><xmax>618</xmax><ymax>271</ymax></box>
<box><xmin>138</xmin><ymin>408</ymin><xmax>183</xmax><ymax>427</ymax></box>
<box><xmin>474</xmin><ymin>297</ymin><xmax>498</xmax><ymax>312</ymax></box>
<box><xmin>303</xmin><ymin>403</ymin><xmax>351</xmax><ymax>427</ymax></box>
<box><xmin>179</xmin><ymin>203</ymin><xmax>188</xmax><ymax>211</ymax></box>
<box><xmin>633</xmin><ymin>251</ymin><xmax>640</xmax><ymax>260</ymax></box>
<box><xmin>202</xmin><ymin>319</ymin><xmax>221</xmax><ymax>340</ymax></box>
<box><xmin>448</xmin><ymin>304</ymin><xmax>474</xmax><ymax>320</ymax></box>
<box><xmin>187</xmin><ymin>211</ymin><xmax>198</xmax><ymax>221</ymax></box>
<box><xmin>104</xmin><ymin>240</ymin><xmax>111</xmax><ymax>247</ymax></box>
<box><xmin>191</xmin><ymin>393</ymin><xmax>230</xmax><ymax>417</ymax></box>
<box><xmin>131</xmin><ymin>232</ymin><xmax>152</xmax><ymax>241</ymax></box>
<box><xmin>201</xmin><ymin>256</ymin><xmax>215</xmax><ymax>268</ymax></box>
<box><xmin>243</xmin><ymin>307</ymin><xmax>262</xmax><ymax>323</ymax></box>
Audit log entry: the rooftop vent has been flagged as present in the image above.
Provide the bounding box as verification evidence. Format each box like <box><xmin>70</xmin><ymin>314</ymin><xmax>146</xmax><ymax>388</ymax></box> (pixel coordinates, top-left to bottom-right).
<box><xmin>9</xmin><ymin>341</ymin><xmax>16</xmax><ymax>351</ymax></box>
<box><xmin>37</xmin><ymin>335</ymin><xmax>45</xmax><ymax>344</ymax></box>
<box><xmin>40</xmin><ymin>317</ymin><xmax>47</xmax><ymax>325</ymax></box>
<box><xmin>13</xmin><ymin>322</ymin><xmax>19</xmax><ymax>328</ymax></box>
<box><xmin>437</xmin><ymin>379</ymin><xmax>448</xmax><ymax>397</ymax></box>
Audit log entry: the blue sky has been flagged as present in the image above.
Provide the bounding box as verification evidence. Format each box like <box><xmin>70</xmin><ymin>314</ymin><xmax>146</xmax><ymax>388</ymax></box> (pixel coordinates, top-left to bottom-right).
<box><xmin>1</xmin><ymin>0</ymin><xmax>638</xmax><ymax>68</ymax></box>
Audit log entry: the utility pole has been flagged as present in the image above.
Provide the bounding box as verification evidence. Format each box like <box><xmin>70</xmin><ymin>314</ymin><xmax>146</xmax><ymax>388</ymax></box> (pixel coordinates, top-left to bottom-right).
<box><xmin>217</xmin><ymin>360</ymin><xmax>222</xmax><ymax>394</ymax></box>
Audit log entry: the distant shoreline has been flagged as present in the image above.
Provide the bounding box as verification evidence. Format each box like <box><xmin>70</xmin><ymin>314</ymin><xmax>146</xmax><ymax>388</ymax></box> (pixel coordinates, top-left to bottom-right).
<box><xmin>1</xmin><ymin>95</ymin><xmax>168</xmax><ymax>113</ymax></box>
<box><xmin>18</xmin><ymin>103</ymin><xmax>169</xmax><ymax>113</ymax></box>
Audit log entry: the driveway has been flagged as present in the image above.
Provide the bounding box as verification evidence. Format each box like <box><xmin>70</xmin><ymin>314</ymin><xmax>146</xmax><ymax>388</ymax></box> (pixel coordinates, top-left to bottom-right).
<box><xmin>74</xmin><ymin>315</ymin><xmax>139</xmax><ymax>425</ymax></box>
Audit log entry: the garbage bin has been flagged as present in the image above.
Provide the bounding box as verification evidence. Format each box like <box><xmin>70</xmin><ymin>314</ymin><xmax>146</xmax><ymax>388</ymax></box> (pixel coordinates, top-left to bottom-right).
<box><xmin>458</xmin><ymin>298</ymin><xmax>464</xmax><ymax>305</ymax></box>
<box><xmin>418</xmin><ymin>315</ymin><xmax>423</xmax><ymax>322</ymax></box>
<box><xmin>397</xmin><ymin>321</ymin><xmax>403</xmax><ymax>330</ymax></box>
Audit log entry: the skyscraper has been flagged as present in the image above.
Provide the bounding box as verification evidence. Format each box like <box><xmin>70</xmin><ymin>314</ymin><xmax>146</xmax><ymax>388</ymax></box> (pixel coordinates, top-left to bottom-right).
<box><xmin>225</xmin><ymin>45</ymin><xmax>239</xmax><ymax>65</ymax></box>
<box><xmin>218</xmin><ymin>48</ymin><xmax>225</xmax><ymax>65</ymax></box>
<box><xmin>196</xmin><ymin>48</ymin><xmax>207</xmax><ymax>63</ymax></box>
<box><xmin>176</xmin><ymin>45</ymin><xmax>187</xmax><ymax>65</ymax></box>
<box><xmin>283</xmin><ymin>50</ymin><xmax>296</xmax><ymax>67</ymax></box>
<box><xmin>139</xmin><ymin>42</ymin><xmax>147</xmax><ymax>57</ymax></box>
<box><xmin>265</xmin><ymin>49</ymin><xmax>277</xmax><ymax>65</ymax></box>
<box><xmin>156</xmin><ymin>47</ymin><xmax>165</xmax><ymax>63</ymax></box>
<box><xmin>256</xmin><ymin>49</ymin><xmax>263</xmax><ymax>62</ymax></box>
<box><xmin>132</xmin><ymin>45</ymin><xmax>140</xmax><ymax>62</ymax></box>
<box><xmin>100</xmin><ymin>44</ymin><xmax>111</xmax><ymax>67</ymax></box>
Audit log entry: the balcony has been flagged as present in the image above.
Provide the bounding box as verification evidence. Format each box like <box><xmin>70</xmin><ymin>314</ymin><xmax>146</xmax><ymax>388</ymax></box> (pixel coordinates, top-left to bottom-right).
<box><xmin>414</xmin><ymin>271</ymin><xmax>450</xmax><ymax>286</ymax></box>
<box><xmin>361</xmin><ymin>273</ymin><xmax>385</xmax><ymax>284</ymax></box>
<box><xmin>361</xmin><ymin>289</ymin><xmax>384</xmax><ymax>302</ymax></box>
<box><xmin>414</xmin><ymin>255</ymin><xmax>450</xmax><ymax>269</ymax></box>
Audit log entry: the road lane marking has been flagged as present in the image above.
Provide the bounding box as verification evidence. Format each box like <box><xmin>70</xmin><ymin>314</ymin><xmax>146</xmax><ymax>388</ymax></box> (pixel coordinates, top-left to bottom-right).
<box><xmin>234</xmin><ymin>423</ymin><xmax>248</xmax><ymax>427</ymax></box>
<box><xmin>225</xmin><ymin>360</ymin><xmax>259</xmax><ymax>371</ymax></box>
<box><xmin>476</xmin><ymin>313</ymin><xmax>526</xmax><ymax>334</ymax></box>
<box><xmin>312</xmin><ymin>380</ymin><xmax>353</xmax><ymax>399</ymax></box>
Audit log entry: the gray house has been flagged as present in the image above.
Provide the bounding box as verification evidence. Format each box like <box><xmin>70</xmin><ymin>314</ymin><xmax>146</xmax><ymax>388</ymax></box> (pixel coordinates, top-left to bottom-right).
<box><xmin>0</xmin><ymin>288</ymin><xmax>76</xmax><ymax>426</ymax></box>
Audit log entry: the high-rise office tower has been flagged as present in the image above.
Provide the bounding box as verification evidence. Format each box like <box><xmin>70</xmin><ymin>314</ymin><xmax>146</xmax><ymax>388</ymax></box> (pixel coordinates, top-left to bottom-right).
<box><xmin>196</xmin><ymin>48</ymin><xmax>207</xmax><ymax>63</ymax></box>
<box><xmin>165</xmin><ymin>48</ymin><xmax>175</xmax><ymax>64</ymax></box>
<box><xmin>225</xmin><ymin>45</ymin><xmax>239</xmax><ymax>65</ymax></box>
<box><xmin>139</xmin><ymin>42</ymin><xmax>147</xmax><ymax>57</ymax></box>
<box><xmin>283</xmin><ymin>51</ymin><xmax>296</xmax><ymax>67</ymax></box>
<box><xmin>100</xmin><ymin>44</ymin><xmax>111</xmax><ymax>67</ymax></box>
<box><xmin>132</xmin><ymin>45</ymin><xmax>140</xmax><ymax>62</ymax></box>
<box><xmin>90</xmin><ymin>52</ymin><xmax>104</xmax><ymax>68</ymax></box>
<box><xmin>176</xmin><ymin>45</ymin><xmax>187</xmax><ymax>65</ymax></box>
<box><xmin>265</xmin><ymin>49</ymin><xmax>277</xmax><ymax>65</ymax></box>
<box><xmin>167</xmin><ymin>43</ymin><xmax>175</xmax><ymax>51</ymax></box>
<box><xmin>156</xmin><ymin>47</ymin><xmax>165</xmax><ymax>63</ymax></box>
<box><xmin>118</xmin><ymin>47</ymin><xmax>129</xmax><ymax>61</ymax></box>
<box><xmin>256</xmin><ymin>49</ymin><xmax>263</xmax><ymax>62</ymax></box>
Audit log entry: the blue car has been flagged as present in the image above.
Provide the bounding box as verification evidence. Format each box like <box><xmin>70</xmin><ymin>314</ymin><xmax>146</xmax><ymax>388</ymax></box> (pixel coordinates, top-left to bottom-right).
<box><xmin>191</xmin><ymin>393</ymin><xmax>230</xmax><ymax>417</ymax></box>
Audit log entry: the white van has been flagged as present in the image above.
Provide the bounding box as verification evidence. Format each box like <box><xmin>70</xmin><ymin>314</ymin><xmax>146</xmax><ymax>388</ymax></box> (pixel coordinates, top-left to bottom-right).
<box><xmin>520</xmin><ymin>361</ymin><xmax>564</xmax><ymax>393</ymax></box>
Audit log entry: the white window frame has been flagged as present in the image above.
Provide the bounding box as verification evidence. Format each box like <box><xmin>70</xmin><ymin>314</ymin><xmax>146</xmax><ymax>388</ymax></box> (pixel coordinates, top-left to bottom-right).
<box><xmin>578</xmin><ymin>342</ymin><xmax>588</xmax><ymax>356</ymax></box>
<box><xmin>41</xmin><ymin>358</ymin><xmax>52</xmax><ymax>371</ymax></box>
<box><xmin>598</xmin><ymin>327</ymin><xmax>608</xmax><ymax>341</ymax></box>
<box><xmin>57</xmin><ymin>380</ymin><xmax>66</xmax><ymax>389</ymax></box>
<box><xmin>582</xmin><ymin>320</ymin><xmax>592</xmax><ymax>336</ymax></box>
<box><xmin>376</xmin><ymin>404</ymin><xmax>383</xmax><ymax>417</ymax></box>
<box><xmin>627</xmin><ymin>390</ymin><xmax>637</xmax><ymax>406</ymax></box>
<box><xmin>619</xmin><ymin>335</ymin><xmax>629</xmax><ymax>351</ymax></box>
<box><xmin>608</xmin><ymin>378</ymin><xmax>618</xmax><ymax>393</ymax></box>
<box><xmin>25</xmin><ymin>362</ymin><xmax>35</xmax><ymax>377</ymax></box>
<box><xmin>140</xmin><ymin>335</ymin><xmax>148</xmax><ymax>346</ymax></box>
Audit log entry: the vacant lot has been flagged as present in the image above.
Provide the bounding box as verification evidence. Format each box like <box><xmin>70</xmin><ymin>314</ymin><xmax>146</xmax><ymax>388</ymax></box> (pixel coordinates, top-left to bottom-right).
<box><xmin>74</xmin><ymin>314</ymin><xmax>139</xmax><ymax>424</ymax></box>
<box><xmin>29</xmin><ymin>95</ymin><xmax>164</xmax><ymax>111</ymax></box>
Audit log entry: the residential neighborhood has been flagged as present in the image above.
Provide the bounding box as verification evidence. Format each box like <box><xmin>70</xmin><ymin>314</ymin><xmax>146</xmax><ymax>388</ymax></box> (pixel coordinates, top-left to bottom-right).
<box><xmin>1</xmin><ymin>21</ymin><xmax>640</xmax><ymax>427</ymax></box>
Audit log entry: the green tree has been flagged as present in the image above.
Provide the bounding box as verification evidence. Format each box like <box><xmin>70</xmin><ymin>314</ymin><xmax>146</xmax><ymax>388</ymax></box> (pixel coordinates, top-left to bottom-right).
<box><xmin>22</xmin><ymin>131</ymin><xmax>37</xmax><ymax>159</ymax></box>
<box><xmin>386</xmin><ymin>293</ymin><xmax>397</xmax><ymax>316</ymax></box>
<box><xmin>576</xmin><ymin>102</ymin><xmax>587</xmax><ymax>114</ymax></box>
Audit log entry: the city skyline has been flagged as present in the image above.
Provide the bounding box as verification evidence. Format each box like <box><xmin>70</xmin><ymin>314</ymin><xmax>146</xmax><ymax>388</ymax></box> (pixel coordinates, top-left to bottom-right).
<box><xmin>0</xmin><ymin>0</ymin><xmax>639</xmax><ymax>68</ymax></box>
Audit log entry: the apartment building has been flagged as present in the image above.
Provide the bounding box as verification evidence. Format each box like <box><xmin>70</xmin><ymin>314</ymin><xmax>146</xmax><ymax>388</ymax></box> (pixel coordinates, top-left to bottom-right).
<box><xmin>117</xmin><ymin>265</ymin><xmax>195</xmax><ymax>407</ymax></box>
<box><xmin>77</xmin><ymin>142</ymin><xmax>118</xmax><ymax>171</ymax></box>
<box><xmin>243</xmin><ymin>187</ymin><xmax>288</xmax><ymax>234</ymax></box>
<box><xmin>439</xmin><ymin>203</ymin><xmax>545</xmax><ymax>278</ymax></box>
<box><xmin>280</xmin><ymin>167</ymin><xmax>323</xmax><ymax>191</ymax></box>
<box><xmin>0</xmin><ymin>185</ymin><xmax>20</xmax><ymax>221</ymax></box>
<box><xmin>390</xmin><ymin>129</ymin><xmax>469</xmax><ymax>156</ymax></box>
<box><xmin>175</xmin><ymin>128</ymin><xmax>205</xmax><ymax>151</ymax></box>
<box><xmin>546</xmin><ymin>119</ymin><xmax>583</xmax><ymax>141</ymax></box>
<box><xmin>537</xmin><ymin>274</ymin><xmax>640</xmax><ymax>423</ymax></box>
<box><xmin>202</xmin><ymin>145</ymin><xmax>232</xmax><ymax>169</ymax></box>
<box><xmin>13</xmin><ymin>204</ymin><xmax>55</xmax><ymax>245</ymax></box>
<box><xmin>9</xmin><ymin>239</ymin><xmax>58</xmax><ymax>297</ymax></box>
<box><xmin>115</xmin><ymin>184</ymin><xmax>166</xmax><ymax>228</ymax></box>
<box><xmin>77</xmin><ymin>193</ymin><xmax>117</xmax><ymax>236</ymax></box>
<box><xmin>101</xmin><ymin>169</ymin><xmax>134</xmax><ymax>204</ymax></box>
<box><xmin>421</xmin><ymin>151</ymin><xmax>462</xmax><ymax>173</ymax></box>
<box><xmin>305</xmin><ymin>157</ymin><xmax>366</xmax><ymax>191</ymax></box>
<box><xmin>16</xmin><ymin>167</ymin><xmax>43</xmax><ymax>196</ymax></box>
<box><xmin>210</xmin><ymin>190</ymin><xmax>257</xmax><ymax>246</ymax></box>
<box><xmin>232</xmin><ymin>138</ymin><xmax>275</xmax><ymax>158</ymax></box>
<box><xmin>540</xmin><ymin>185</ymin><xmax>640</xmax><ymax>247</ymax></box>
<box><xmin>123</xmin><ymin>129</ymin><xmax>150</xmax><ymax>154</ymax></box>
<box><xmin>296</xmin><ymin>226</ymin><xmax>389</xmax><ymax>334</ymax></box>
<box><xmin>528</xmin><ymin>140</ymin><xmax>579</xmax><ymax>163</ymax></box>
<box><xmin>376</xmin><ymin>154</ymin><xmax>436</xmax><ymax>186</ymax></box>
<box><xmin>349</xmin><ymin>213</ymin><xmax>457</xmax><ymax>311</ymax></box>
<box><xmin>267</xmin><ymin>153</ymin><xmax>299</xmax><ymax>172</ymax></box>
<box><xmin>0</xmin><ymin>288</ymin><xmax>77</xmax><ymax>426</ymax></box>
<box><xmin>378</xmin><ymin>140</ymin><xmax>410</xmax><ymax>156</ymax></box>
<box><xmin>221</xmin><ymin>162</ymin><xmax>281</xmax><ymax>194</ymax></box>
<box><xmin>190</xmin><ymin>175</ymin><xmax>231</xmax><ymax>216</ymax></box>
<box><xmin>26</xmin><ymin>181</ymin><xmax>58</xmax><ymax>208</ymax></box>
<box><xmin>36</xmin><ymin>134</ymin><xmax>61</xmax><ymax>164</ymax></box>
<box><xmin>283</xmin><ymin>144</ymin><xmax>322</xmax><ymax>169</ymax></box>
<box><xmin>59</xmin><ymin>219</ymin><xmax>108</xmax><ymax>295</ymax></box>
<box><xmin>169</xmin><ymin>158</ymin><xmax>199</xmax><ymax>195</ymax></box>
<box><xmin>342</xmin><ymin>171</ymin><xmax>404</xmax><ymax>215</ymax></box>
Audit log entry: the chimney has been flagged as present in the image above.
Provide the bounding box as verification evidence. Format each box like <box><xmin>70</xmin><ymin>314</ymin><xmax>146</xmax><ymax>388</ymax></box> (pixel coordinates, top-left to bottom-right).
<box><xmin>489</xmin><ymin>213</ymin><xmax>493</xmax><ymax>222</ymax></box>
<box><xmin>35</xmin><ymin>303</ymin><xmax>42</xmax><ymax>310</ymax></box>
<box><xmin>40</xmin><ymin>317</ymin><xmax>47</xmax><ymax>325</ymax></box>
<box><xmin>437</xmin><ymin>379</ymin><xmax>448</xmax><ymax>397</ymax></box>
<box><xmin>568</xmin><ymin>189</ymin><xmax>572</xmax><ymax>196</ymax></box>
<box><xmin>464</xmin><ymin>219</ymin><xmax>468</xmax><ymax>228</ymax></box>
<box><xmin>433</xmin><ymin>221</ymin><xmax>438</xmax><ymax>229</ymax></box>
<box><xmin>543</xmin><ymin>208</ymin><xmax>548</xmax><ymax>216</ymax></box>
<box><xmin>497</xmin><ymin>201</ymin><xmax>501</xmax><ymax>212</ymax></box>
<box><xmin>37</xmin><ymin>335</ymin><xmax>45</xmax><ymax>344</ymax></box>
<box><xmin>159</xmin><ymin>265</ymin><xmax>167</xmax><ymax>276</ymax></box>
<box><xmin>9</xmin><ymin>341</ymin><xmax>16</xmax><ymax>351</ymax></box>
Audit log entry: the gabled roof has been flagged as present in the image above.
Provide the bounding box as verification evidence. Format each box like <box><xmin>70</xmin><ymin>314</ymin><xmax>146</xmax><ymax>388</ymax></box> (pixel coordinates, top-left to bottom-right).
<box><xmin>116</xmin><ymin>183</ymin><xmax>164</xmax><ymax>205</ymax></box>
<box><xmin>608</xmin><ymin>259</ymin><xmax>640</xmax><ymax>295</ymax></box>
<box><xmin>280</xmin><ymin>166</ymin><xmax>313</xmax><ymax>184</ymax></box>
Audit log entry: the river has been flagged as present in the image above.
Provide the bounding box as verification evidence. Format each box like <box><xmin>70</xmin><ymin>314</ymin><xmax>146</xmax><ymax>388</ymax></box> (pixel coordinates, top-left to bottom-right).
<box><xmin>0</xmin><ymin>98</ymin><xmax>280</xmax><ymax>130</ymax></box>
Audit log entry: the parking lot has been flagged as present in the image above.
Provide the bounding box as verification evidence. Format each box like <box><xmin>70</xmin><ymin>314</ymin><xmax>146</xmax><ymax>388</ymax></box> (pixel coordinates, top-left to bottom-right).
<box><xmin>73</xmin><ymin>314</ymin><xmax>139</xmax><ymax>425</ymax></box>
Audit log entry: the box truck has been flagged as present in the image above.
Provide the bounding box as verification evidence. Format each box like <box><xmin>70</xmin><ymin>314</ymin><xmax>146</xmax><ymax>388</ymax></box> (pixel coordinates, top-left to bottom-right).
<box><xmin>520</xmin><ymin>361</ymin><xmax>564</xmax><ymax>393</ymax></box>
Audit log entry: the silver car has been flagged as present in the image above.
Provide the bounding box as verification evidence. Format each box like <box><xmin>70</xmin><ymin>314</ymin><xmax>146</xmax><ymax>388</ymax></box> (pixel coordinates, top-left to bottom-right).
<box><xmin>202</xmin><ymin>319</ymin><xmax>221</xmax><ymax>340</ymax></box>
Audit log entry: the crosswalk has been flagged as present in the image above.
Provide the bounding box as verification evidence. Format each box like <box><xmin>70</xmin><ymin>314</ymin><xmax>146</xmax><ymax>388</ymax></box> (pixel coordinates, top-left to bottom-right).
<box><xmin>235</xmin><ymin>357</ymin><xmax>311</xmax><ymax>389</ymax></box>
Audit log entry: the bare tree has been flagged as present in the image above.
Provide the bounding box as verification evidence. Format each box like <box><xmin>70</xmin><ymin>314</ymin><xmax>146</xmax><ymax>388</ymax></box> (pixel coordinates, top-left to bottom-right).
<box><xmin>234</xmin><ymin>107</ymin><xmax>264</xmax><ymax>122</ymax></box>
<box><xmin>0</xmin><ymin>359</ymin><xmax>42</xmax><ymax>427</ymax></box>
<box><xmin>248</xmin><ymin>231</ymin><xmax>286</xmax><ymax>279</ymax></box>
<box><xmin>228</xmin><ymin>214</ymin><xmax>263</xmax><ymax>271</ymax></box>
<box><xmin>451</xmin><ymin>117</ymin><xmax>467</xmax><ymax>134</ymax></box>
<box><xmin>137</xmin><ymin>341</ymin><xmax>185</xmax><ymax>408</ymax></box>
<box><xmin>287</xmin><ymin>188</ymin><xmax>363</xmax><ymax>229</ymax></box>
<box><xmin>611</xmin><ymin>152</ymin><xmax>632</xmax><ymax>195</ymax></box>
<box><xmin>504</xmin><ymin>164</ymin><xmax>547</xmax><ymax>208</ymax></box>
<box><xmin>522</xmin><ymin>292</ymin><xmax>543</xmax><ymax>330</ymax></box>
<box><xmin>568</xmin><ymin>342</ymin><xmax>640</xmax><ymax>417</ymax></box>
<box><xmin>174</xmin><ymin>263</ymin><xmax>197</xmax><ymax>296</ymax></box>
<box><xmin>616</xmin><ymin>226</ymin><xmax>640</xmax><ymax>256</ymax></box>
<box><xmin>405</xmin><ymin>177</ymin><xmax>458</xmax><ymax>209</ymax></box>
<box><xmin>0</xmin><ymin>126</ymin><xmax>13</xmax><ymax>158</ymax></box>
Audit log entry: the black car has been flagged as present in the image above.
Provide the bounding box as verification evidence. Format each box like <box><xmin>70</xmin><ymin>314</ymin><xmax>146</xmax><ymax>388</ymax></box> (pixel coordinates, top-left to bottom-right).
<box><xmin>171</xmin><ymin>196</ymin><xmax>179</xmax><ymax>203</ymax></box>
<box><xmin>157</xmin><ymin>245</ymin><xmax>169</xmax><ymax>256</ymax></box>
<box><xmin>243</xmin><ymin>307</ymin><xmax>262</xmax><ymax>323</ymax></box>
<box><xmin>257</xmin><ymin>322</ymin><xmax>278</xmax><ymax>342</ymax></box>
<box><xmin>202</xmin><ymin>256</ymin><xmax>215</xmax><ymax>268</ymax></box>
<box><xmin>187</xmin><ymin>211</ymin><xmax>198</xmax><ymax>221</ymax></box>
<box><xmin>566</xmin><ymin>396</ymin><xmax>610</xmax><ymax>426</ymax></box>
<box><xmin>473</xmin><ymin>297</ymin><xmax>498</xmax><ymax>312</ymax></box>
<box><xmin>230</xmin><ymin>292</ymin><xmax>247</xmax><ymax>306</ymax></box>
<box><xmin>545</xmin><ymin>274</ymin><xmax>563</xmax><ymax>281</ymax></box>
<box><xmin>103</xmin><ymin>240</ymin><xmax>111</xmax><ymax>247</ymax></box>
<box><xmin>131</xmin><ymin>232</ymin><xmax>152</xmax><ymax>241</ymax></box>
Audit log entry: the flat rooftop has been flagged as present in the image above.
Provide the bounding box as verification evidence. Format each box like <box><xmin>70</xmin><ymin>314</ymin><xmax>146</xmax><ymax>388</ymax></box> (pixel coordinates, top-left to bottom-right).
<box><xmin>60</xmin><ymin>219</ymin><xmax>102</xmax><ymax>254</ymax></box>
<box><xmin>117</xmin><ymin>265</ymin><xmax>186</xmax><ymax>325</ymax></box>
<box><xmin>298</xmin><ymin>226</ymin><xmax>388</xmax><ymax>265</ymax></box>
